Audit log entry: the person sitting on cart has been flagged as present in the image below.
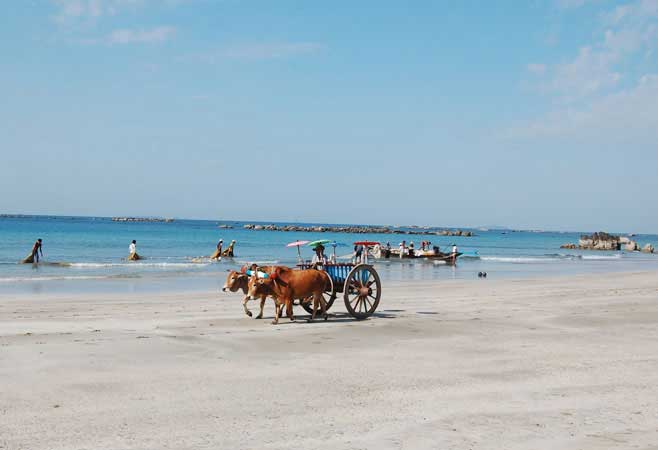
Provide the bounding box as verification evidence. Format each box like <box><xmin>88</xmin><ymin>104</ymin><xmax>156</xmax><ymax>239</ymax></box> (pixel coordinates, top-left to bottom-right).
<box><xmin>312</xmin><ymin>244</ymin><xmax>327</xmax><ymax>269</ymax></box>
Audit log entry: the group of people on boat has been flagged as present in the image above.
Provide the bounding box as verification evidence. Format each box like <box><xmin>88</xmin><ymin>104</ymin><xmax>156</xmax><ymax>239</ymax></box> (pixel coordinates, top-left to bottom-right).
<box><xmin>377</xmin><ymin>240</ymin><xmax>458</xmax><ymax>258</ymax></box>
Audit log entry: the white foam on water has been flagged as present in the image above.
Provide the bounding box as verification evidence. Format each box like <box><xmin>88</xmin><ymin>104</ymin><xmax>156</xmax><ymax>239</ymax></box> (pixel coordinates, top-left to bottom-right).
<box><xmin>69</xmin><ymin>262</ymin><xmax>210</xmax><ymax>268</ymax></box>
<box><xmin>479</xmin><ymin>253</ymin><xmax>624</xmax><ymax>263</ymax></box>
<box><xmin>580</xmin><ymin>254</ymin><xmax>622</xmax><ymax>260</ymax></box>
<box><xmin>0</xmin><ymin>275</ymin><xmax>112</xmax><ymax>283</ymax></box>
<box><xmin>479</xmin><ymin>256</ymin><xmax>557</xmax><ymax>263</ymax></box>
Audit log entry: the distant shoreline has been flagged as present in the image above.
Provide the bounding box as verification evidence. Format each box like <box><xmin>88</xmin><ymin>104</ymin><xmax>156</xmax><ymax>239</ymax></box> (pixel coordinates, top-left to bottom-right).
<box><xmin>0</xmin><ymin>213</ymin><xmax>654</xmax><ymax>236</ymax></box>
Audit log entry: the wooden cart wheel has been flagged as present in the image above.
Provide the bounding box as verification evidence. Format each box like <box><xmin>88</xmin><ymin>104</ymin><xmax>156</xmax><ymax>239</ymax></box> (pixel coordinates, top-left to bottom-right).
<box><xmin>301</xmin><ymin>274</ymin><xmax>336</xmax><ymax>315</ymax></box>
<box><xmin>343</xmin><ymin>264</ymin><xmax>381</xmax><ymax>320</ymax></box>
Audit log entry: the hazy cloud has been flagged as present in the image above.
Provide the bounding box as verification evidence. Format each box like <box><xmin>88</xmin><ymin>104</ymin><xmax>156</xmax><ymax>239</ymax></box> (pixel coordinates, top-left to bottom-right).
<box><xmin>529</xmin><ymin>0</ymin><xmax>658</xmax><ymax>102</ymax></box>
<box><xmin>504</xmin><ymin>74</ymin><xmax>658</xmax><ymax>141</ymax></box>
<box><xmin>194</xmin><ymin>42</ymin><xmax>326</xmax><ymax>63</ymax></box>
<box><xmin>108</xmin><ymin>26</ymin><xmax>176</xmax><ymax>44</ymax></box>
<box><xmin>548</xmin><ymin>46</ymin><xmax>622</xmax><ymax>101</ymax></box>
<box><xmin>511</xmin><ymin>0</ymin><xmax>658</xmax><ymax>141</ymax></box>
<box><xmin>555</xmin><ymin>0</ymin><xmax>598</xmax><ymax>9</ymax></box>
<box><xmin>52</xmin><ymin>0</ymin><xmax>143</xmax><ymax>24</ymax></box>
<box><xmin>223</xmin><ymin>42</ymin><xmax>325</xmax><ymax>60</ymax></box>
<box><xmin>603</xmin><ymin>0</ymin><xmax>658</xmax><ymax>25</ymax></box>
<box><xmin>527</xmin><ymin>63</ymin><xmax>547</xmax><ymax>74</ymax></box>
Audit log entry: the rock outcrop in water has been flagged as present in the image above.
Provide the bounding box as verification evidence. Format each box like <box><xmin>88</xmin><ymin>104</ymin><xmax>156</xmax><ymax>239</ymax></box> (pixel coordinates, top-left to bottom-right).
<box><xmin>624</xmin><ymin>241</ymin><xmax>639</xmax><ymax>252</ymax></box>
<box><xmin>561</xmin><ymin>232</ymin><xmax>621</xmax><ymax>250</ymax></box>
<box><xmin>560</xmin><ymin>232</ymin><xmax>655</xmax><ymax>253</ymax></box>
<box><xmin>241</xmin><ymin>224</ymin><xmax>474</xmax><ymax>237</ymax></box>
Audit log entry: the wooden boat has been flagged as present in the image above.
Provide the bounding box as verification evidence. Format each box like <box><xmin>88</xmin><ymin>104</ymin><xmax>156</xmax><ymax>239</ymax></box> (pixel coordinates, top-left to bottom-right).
<box><xmin>379</xmin><ymin>248</ymin><xmax>462</xmax><ymax>265</ymax></box>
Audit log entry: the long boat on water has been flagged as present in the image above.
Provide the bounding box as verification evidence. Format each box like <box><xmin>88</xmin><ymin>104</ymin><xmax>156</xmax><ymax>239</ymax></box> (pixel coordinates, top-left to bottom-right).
<box><xmin>376</xmin><ymin>248</ymin><xmax>462</xmax><ymax>265</ymax></box>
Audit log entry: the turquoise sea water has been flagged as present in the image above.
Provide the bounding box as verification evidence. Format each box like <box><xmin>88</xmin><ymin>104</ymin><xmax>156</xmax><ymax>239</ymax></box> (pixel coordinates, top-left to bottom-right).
<box><xmin>1</xmin><ymin>215</ymin><xmax>658</xmax><ymax>295</ymax></box>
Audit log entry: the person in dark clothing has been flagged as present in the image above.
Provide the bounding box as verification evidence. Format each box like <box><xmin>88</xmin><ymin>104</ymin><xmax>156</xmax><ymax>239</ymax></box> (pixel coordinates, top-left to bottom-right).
<box><xmin>31</xmin><ymin>239</ymin><xmax>43</xmax><ymax>263</ymax></box>
<box><xmin>22</xmin><ymin>239</ymin><xmax>43</xmax><ymax>263</ymax></box>
<box><xmin>354</xmin><ymin>244</ymin><xmax>364</xmax><ymax>263</ymax></box>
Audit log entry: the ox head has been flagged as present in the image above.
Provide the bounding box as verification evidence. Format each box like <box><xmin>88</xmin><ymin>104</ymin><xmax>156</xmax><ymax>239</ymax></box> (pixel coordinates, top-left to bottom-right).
<box><xmin>222</xmin><ymin>270</ymin><xmax>247</xmax><ymax>292</ymax></box>
<box><xmin>248</xmin><ymin>276</ymin><xmax>273</xmax><ymax>299</ymax></box>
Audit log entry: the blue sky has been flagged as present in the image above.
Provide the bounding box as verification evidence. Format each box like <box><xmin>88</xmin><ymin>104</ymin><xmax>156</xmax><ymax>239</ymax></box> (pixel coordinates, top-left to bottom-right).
<box><xmin>1</xmin><ymin>0</ymin><xmax>658</xmax><ymax>232</ymax></box>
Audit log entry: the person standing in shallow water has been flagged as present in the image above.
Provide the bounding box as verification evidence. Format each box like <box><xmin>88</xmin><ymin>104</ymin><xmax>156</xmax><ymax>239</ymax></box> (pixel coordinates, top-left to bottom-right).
<box><xmin>22</xmin><ymin>238</ymin><xmax>43</xmax><ymax>263</ymax></box>
<box><xmin>128</xmin><ymin>240</ymin><xmax>140</xmax><ymax>261</ymax></box>
<box><xmin>211</xmin><ymin>239</ymin><xmax>223</xmax><ymax>260</ymax></box>
<box><xmin>32</xmin><ymin>239</ymin><xmax>43</xmax><ymax>263</ymax></box>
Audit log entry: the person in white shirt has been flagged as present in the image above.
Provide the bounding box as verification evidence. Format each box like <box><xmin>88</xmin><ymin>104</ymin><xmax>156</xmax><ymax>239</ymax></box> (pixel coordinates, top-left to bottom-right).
<box><xmin>311</xmin><ymin>245</ymin><xmax>327</xmax><ymax>268</ymax></box>
<box><xmin>128</xmin><ymin>240</ymin><xmax>141</xmax><ymax>261</ymax></box>
<box><xmin>451</xmin><ymin>244</ymin><xmax>458</xmax><ymax>265</ymax></box>
<box><xmin>399</xmin><ymin>241</ymin><xmax>406</xmax><ymax>258</ymax></box>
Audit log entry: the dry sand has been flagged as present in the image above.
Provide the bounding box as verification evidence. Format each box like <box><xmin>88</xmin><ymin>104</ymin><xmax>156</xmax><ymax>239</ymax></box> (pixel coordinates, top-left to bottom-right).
<box><xmin>2</xmin><ymin>271</ymin><xmax>658</xmax><ymax>450</ymax></box>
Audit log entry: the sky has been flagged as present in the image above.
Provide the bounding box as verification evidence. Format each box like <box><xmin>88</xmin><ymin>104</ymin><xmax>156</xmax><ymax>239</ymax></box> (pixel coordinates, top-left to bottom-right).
<box><xmin>1</xmin><ymin>0</ymin><xmax>658</xmax><ymax>232</ymax></box>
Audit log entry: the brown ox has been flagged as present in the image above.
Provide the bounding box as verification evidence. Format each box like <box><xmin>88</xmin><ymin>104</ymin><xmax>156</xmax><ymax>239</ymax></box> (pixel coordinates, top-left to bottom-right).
<box><xmin>248</xmin><ymin>267</ymin><xmax>330</xmax><ymax>324</ymax></box>
<box><xmin>222</xmin><ymin>266</ymin><xmax>278</xmax><ymax>319</ymax></box>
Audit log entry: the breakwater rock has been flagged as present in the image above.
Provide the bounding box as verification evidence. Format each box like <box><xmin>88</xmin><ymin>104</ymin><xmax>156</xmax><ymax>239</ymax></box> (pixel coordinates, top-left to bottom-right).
<box><xmin>242</xmin><ymin>224</ymin><xmax>474</xmax><ymax>237</ymax></box>
<box><xmin>560</xmin><ymin>232</ymin><xmax>653</xmax><ymax>252</ymax></box>
<box><xmin>578</xmin><ymin>232</ymin><xmax>621</xmax><ymax>250</ymax></box>
<box><xmin>561</xmin><ymin>232</ymin><xmax>621</xmax><ymax>250</ymax></box>
<box><xmin>112</xmin><ymin>217</ymin><xmax>174</xmax><ymax>223</ymax></box>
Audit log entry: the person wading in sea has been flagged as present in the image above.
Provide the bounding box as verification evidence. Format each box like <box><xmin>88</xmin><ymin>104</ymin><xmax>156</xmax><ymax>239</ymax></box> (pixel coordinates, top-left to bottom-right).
<box><xmin>22</xmin><ymin>238</ymin><xmax>43</xmax><ymax>264</ymax></box>
<box><xmin>211</xmin><ymin>239</ymin><xmax>223</xmax><ymax>260</ymax></box>
<box><xmin>128</xmin><ymin>240</ymin><xmax>141</xmax><ymax>261</ymax></box>
<box><xmin>222</xmin><ymin>240</ymin><xmax>236</xmax><ymax>257</ymax></box>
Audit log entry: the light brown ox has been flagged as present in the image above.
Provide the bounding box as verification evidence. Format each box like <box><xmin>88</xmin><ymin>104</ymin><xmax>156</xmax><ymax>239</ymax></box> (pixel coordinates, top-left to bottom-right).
<box><xmin>222</xmin><ymin>267</ymin><xmax>278</xmax><ymax>319</ymax></box>
<box><xmin>248</xmin><ymin>267</ymin><xmax>330</xmax><ymax>324</ymax></box>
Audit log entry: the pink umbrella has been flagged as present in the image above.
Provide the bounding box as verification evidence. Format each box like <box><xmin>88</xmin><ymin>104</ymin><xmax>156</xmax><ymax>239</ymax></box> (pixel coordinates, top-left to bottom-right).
<box><xmin>286</xmin><ymin>240</ymin><xmax>310</xmax><ymax>262</ymax></box>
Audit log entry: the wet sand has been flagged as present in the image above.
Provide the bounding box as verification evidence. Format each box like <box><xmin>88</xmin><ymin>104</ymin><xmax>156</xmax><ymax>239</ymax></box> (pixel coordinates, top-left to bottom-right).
<box><xmin>2</xmin><ymin>271</ymin><xmax>658</xmax><ymax>449</ymax></box>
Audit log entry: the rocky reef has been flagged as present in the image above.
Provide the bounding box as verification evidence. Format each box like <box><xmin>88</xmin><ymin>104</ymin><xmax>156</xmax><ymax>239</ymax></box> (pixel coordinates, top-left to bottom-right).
<box><xmin>577</xmin><ymin>232</ymin><xmax>621</xmax><ymax>250</ymax></box>
<box><xmin>561</xmin><ymin>232</ymin><xmax>654</xmax><ymax>253</ymax></box>
<box><xmin>242</xmin><ymin>224</ymin><xmax>474</xmax><ymax>237</ymax></box>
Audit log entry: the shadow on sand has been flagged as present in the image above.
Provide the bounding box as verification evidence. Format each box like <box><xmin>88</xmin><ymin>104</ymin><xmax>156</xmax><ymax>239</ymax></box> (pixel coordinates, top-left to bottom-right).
<box><xmin>261</xmin><ymin>310</ymin><xmax>398</xmax><ymax>325</ymax></box>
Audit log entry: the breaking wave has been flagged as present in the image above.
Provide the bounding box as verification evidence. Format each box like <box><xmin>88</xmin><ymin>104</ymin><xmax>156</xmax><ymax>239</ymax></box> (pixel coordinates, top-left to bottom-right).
<box><xmin>69</xmin><ymin>262</ymin><xmax>211</xmax><ymax>268</ymax></box>
<box><xmin>0</xmin><ymin>275</ymin><xmax>115</xmax><ymax>283</ymax></box>
<box><xmin>478</xmin><ymin>253</ymin><xmax>623</xmax><ymax>264</ymax></box>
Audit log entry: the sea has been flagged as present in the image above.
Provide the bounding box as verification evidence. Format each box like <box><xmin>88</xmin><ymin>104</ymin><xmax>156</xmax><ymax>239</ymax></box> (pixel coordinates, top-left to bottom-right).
<box><xmin>1</xmin><ymin>215</ymin><xmax>658</xmax><ymax>295</ymax></box>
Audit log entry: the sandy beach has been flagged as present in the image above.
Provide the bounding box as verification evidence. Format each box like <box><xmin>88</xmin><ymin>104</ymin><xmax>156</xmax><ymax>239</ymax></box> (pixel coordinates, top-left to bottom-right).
<box><xmin>2</xmin><ymin>271</ymin><xmax>658</xmax><ymax>450</ymax></box>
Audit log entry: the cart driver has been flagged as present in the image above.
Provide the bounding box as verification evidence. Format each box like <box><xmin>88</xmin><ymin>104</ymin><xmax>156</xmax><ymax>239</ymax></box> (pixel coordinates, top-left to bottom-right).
<box><xmin>312</xmin><ymin>244</ymin><xmax>328</xmax><ymax>269</ymax></box>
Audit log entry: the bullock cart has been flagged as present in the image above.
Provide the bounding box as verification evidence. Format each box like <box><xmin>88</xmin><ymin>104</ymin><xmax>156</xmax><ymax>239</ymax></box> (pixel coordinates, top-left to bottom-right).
<box><xmin>297</xmin><ymin>241</ymin><xmax>382</xmax><ymax>320</ymax></box>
